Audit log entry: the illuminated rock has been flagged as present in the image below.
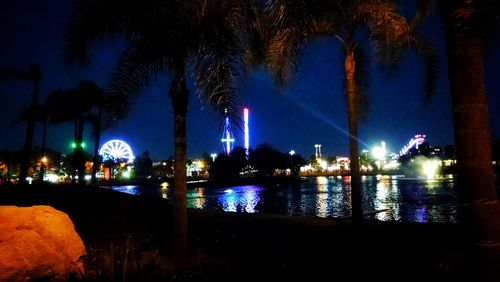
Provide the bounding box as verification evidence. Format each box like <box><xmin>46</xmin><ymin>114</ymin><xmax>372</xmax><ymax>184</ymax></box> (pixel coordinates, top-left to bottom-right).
<box><xmin>0</xmin><ymin>205</ymin><xmax>86</xmax><ymax>281</ymax></box>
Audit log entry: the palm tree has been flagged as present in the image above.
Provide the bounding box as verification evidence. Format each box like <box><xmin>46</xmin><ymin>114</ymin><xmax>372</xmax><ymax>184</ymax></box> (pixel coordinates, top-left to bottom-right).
<box><xmin>0</xmin><ymin>64</ymin><xmax>41</xmax><ymax>184</ymax></box>
<box><xmin>46</xmin><ymin>81</ymin><xmax>104</xmax><ymax>184</ymax></box>
<box><xmin>260</xmin><ymin>0</ymin><xmax>435</xmax><ymax>224</ymax></box>
<box><xmin>87</xmin><ymin>109</ymin><xmax>102</xmax><ymax>186</ymax></box>
<box><xmin>439</xmin><ymin>1</ymin><xmax>500</xmax><ymax>279</ymax></box>
<box><xmin>15</xmin><ymin>104</ymin><xmax>49</xmax><ymax>181</ymax></box>
<box><xmin>65</xmin><ymin>0</ymin><xmax>258</xmax><ymax>262</ymax></box>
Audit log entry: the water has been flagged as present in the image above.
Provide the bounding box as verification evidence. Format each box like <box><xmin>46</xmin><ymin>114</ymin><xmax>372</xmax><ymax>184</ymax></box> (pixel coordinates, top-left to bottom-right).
<box><xmin>103</xmin><ymin>175</ymin><xmax>461</xmax><ymax>223</ymax></box>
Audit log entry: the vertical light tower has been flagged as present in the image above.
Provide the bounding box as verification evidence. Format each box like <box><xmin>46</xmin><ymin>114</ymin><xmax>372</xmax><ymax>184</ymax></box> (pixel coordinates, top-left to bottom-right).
<box><xmin>221</xmin><ymin>109</ymin><xmax>235</xmax><ymax>155</ymax></box>
<box><xmin>314</xmin><ymin>144</ymin><xmax>322</xmax><ymax>158</ymax></box>
<box><xmin>244</xmin><ymin>108</ymin><xmax>249</xmax><ymax>157</ymax></box>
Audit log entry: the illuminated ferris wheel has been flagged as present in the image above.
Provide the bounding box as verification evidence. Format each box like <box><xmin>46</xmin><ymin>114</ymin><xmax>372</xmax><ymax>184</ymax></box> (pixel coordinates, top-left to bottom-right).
<box><xmin>99</xmin><ymin>139</ymin><xmax>135</xmax><ymax>163</ymax></box>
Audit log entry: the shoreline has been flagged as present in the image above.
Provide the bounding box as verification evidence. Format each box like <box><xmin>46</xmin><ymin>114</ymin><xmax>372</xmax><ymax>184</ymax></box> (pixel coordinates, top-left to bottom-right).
<box><xmin>0</xmin><ymin>183</ymin><xmax>470</xmax><ymax>281</ymax></box>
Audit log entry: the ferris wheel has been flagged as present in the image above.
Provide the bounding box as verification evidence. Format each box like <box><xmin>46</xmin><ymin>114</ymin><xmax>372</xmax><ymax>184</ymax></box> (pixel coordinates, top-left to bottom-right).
<box><xmin>99</xmin><ymin>139</ymin><xmax>135</xmax><ymax>163</ymax></box>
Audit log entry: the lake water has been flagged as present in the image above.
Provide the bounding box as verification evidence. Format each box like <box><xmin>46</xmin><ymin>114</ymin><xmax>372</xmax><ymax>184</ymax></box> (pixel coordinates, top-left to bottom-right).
<box><xmin>105</xmin><ymin>175</ymin><xmax>461</xmax><ymax>223</ymax></box>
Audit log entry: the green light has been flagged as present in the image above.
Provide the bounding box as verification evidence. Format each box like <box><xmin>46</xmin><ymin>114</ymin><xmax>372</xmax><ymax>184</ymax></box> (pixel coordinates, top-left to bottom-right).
<box><xmin>122</xmin><ymin>171</ymin><xmax>131</xmax><ymax>179</ymax></box>
<box><xmin>71</xmin><ymin>141</ymin><xmax>86</xmax><ymax>149</ymax></box>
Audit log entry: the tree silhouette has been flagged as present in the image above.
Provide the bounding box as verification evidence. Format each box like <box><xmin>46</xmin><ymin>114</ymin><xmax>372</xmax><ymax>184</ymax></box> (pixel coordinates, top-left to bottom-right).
<box><xmin>260</xmin><ymin>0</ymin><xmax>435</xmax><ymax>224</ymax></box>
<box><xmin>46</xmin><ymin>81</ymin><xmax>104</xmax><ymax>184</ymax></box>
<box><xmin>65</xmin><ymin>0</ymin><xmax>259</xmax><ymax>262</ymax></box>
<box><xmin>0</xmin><ymin>64</ymin><xmax>41</xmax><ymax>183</ymax></box>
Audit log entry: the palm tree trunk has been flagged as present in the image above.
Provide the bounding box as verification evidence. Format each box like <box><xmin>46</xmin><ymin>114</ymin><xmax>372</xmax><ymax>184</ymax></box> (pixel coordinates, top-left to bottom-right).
<box><xmin>19</xmin><ymin>80</ymin><xmax>39</xmax><ymax>184</ymax></box>
<box><xmin>38</xmin><ymin>114</ymin><xmax>47</xmax><ymax>182</ymax></box>
<box><xmin>442</xmin><ymin>1</ymin><xmax>500</xmax><ymax>280</ymax></box>
<box><xmin>91</xmin><ymin>107</ymin><xmax>102</xmax><ymax>185</ymax></box>
<box><xmin>73</xmin><ymin>114</ymin><xmax>85</xmax><ymax>184</ymax></box>
<box><xmin>345</xmin><ymin>47</ymin><xmax>363</xmax><ymax>225</ymax></box>
<box><xmin>170</xmin><ymin>65</ymin><xmax>189</xmax><ymax>264</ymax></box>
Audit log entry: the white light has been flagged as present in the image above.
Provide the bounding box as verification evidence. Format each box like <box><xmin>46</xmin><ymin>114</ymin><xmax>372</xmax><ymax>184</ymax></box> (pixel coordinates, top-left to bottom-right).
<box><xmin>84</xmin><ymin>175</ymin><xmax>91</xmax><ymax>180</ymax></box>
<box><xmin>244</xmin><ymin>108</ymin><xmax>249</xmax><ymax>152</ymax></box>
<box><xmin>422</xmin><ymin>159</ymin><xmax>440</xmax><ymax>179</ymax></box>
<box><xmin>100</xmin><ymin>139</ymin><xmax>135</xmax><ymax>163</ymax></box>
<box><xmin>318</xmin><ymin>158</ymin><xmax>328</xmax><ymax>169</ymax></box>
<box><xmin>45</xmin><ymin>173</ymin><xmax>59</xmax><ymax>183</ymax></box>
<box><xmin>289</xmin><ymin>150</ymin><xmax>295</xmax><ymax>156</ymax></box>
<box><xmin>210</xmin><ymin>153</ymin><xmax>217</xmax><ymax>162</ymax></box>
<box><xmin>372</xmin><ymin>141</ymin><xmax>387</xmax><ymax>160</ymax></box>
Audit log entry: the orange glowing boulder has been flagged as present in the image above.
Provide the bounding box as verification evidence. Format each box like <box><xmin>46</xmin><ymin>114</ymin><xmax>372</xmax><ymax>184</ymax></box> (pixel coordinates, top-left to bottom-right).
<box><xmin>0</xmin><ymin>205</ymin><xmax>86</xmax><ymax>281</ymax></box>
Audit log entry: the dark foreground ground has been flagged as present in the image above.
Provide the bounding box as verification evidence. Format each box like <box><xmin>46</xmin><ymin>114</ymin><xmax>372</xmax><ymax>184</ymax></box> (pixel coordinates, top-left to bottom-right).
<box><xmin>0</xmin><ymin>184</ymin><xmax>471</xmax><ymax>281</ymax></box>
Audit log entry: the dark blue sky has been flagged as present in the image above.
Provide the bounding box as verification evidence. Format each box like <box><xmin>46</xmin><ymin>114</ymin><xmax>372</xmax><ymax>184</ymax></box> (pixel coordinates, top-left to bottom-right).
<box><xmin>1</xmin><ymin>0</ymin><xmax>499</xmax><ymax>160</ymax></box>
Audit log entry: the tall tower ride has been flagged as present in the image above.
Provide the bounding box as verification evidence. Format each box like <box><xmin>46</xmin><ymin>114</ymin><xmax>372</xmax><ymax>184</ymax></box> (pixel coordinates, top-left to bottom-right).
<box><xmin>244</xmin><ymin>108</ymin><xmax>249</xmax><ymax>157</ymax></box>
<box><xmin>221</xmin><ymin>109</ymin><xmax>235</xmax><ymax>155</ymax></box>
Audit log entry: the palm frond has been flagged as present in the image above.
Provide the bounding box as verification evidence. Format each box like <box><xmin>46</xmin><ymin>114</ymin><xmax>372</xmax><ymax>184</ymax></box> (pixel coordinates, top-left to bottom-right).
<box><xmin>410</xmin><ymin>0</ymin><xmax>434</xmax><ymax>29</ymax></box>
<box><xmin>409</xmin><ymin>34</ymin><xmax>438</xmax><ymax>104</ymax></box>
<box><xmin>0</xmin><ymin>64</ymin><xmax>41</xmax><ymax>81</ymax></box>
<box><xmin>263</xmin><ymin>0</ymin><xmax>338</xmax><ymax>86</ymax></box>
<box><xmin>242</xmin><ymin>1</ymin><xmax>269</xmax><ymax>70</ymax></box>
<box><xmin>11</xmin><ymin>105</ymin><xmax>47</xmax><ymax>126</ymax></box>
<box><xmin>46</xmin><ymin>81</ymin><xmax>104</xmax><ymax>124</ymax></box>
<box><xmin>193</xmin><ymin>0</ymin><xmax>261</xmax><ymax>131</ymax></box>
<box><xmin>64</xmin><ymin>0</ymin><xmax>176</xmax><ymax>66</ymax></box>
<box><xmin>0</xmin><ymin>69</ymin><xmax>30</xmax><ymax>81</ymax></box>
<box><xmin>46</xmin><ymin>89</ymin><xmax>80</xmax><ymax>123</ymax></box>
<box><xmin>352</xmin><ymin>0</ymin><xmax>411</xmax><ymax>68</ymax></box>
<box><xmin>103</xmin><ymin>45</ymin><xmax>172</xmax><ymax>129</ymax></box>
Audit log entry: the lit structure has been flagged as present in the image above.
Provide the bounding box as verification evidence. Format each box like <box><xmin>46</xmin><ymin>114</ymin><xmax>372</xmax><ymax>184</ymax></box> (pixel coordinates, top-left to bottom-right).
<box><xmin>99</xmin><ymin>139</ymin><xmax>135</xmax><ymax>163</ymax></box>
<box><xmin>372</xmin><ymin>141</ymin><xmax>387</xmax><ymax>160</ymax></box>
<box><xmin>210</xmin><ymin>153</ymin><xmax>217</xmax><ymax>162</ymax></box>
<box><xmin>372</xmin><ymin>141</ymin><xmax>387</xmax><ymax>170</ymax></box>
<box><xmin>221</xmin><ymin>109</ymin><xmax>235</xmax><ymax>155</ymax></box>
<box><xmin>244</xmin><ymin>108</ymin><xmax>249</xmax><ymax>156</ymax></box>
<box><xmin>314</xmin><ymin>144</ymin><xmax>322</xmax><ymax>158</ymax></box>
<box><xmin>399</xmin><ymin>134</ymin><xmax>426</xmax><ymax>156</ymax></box>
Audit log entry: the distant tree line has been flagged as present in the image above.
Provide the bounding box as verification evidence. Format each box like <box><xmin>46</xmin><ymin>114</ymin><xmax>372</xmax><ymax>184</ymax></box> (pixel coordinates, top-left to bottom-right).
<box><xmin>209</xmin><ymin>143</ymin><xmax>306</xmax><ymax>183</ymax></box>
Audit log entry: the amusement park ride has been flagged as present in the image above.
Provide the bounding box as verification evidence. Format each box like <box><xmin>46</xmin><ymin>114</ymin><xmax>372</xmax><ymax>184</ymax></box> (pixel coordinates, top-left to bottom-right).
<box><xmin>221</xmin><ymin>108</ymin><xmax>250</xmax><ymax>156</ymax></box>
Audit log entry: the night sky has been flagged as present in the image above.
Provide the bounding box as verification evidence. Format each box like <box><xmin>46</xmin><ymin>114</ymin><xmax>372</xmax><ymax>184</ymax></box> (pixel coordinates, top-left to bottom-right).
<box><xmin>1</xmin><ymin>0</ymin><xmax>499</xmax><ymax>160</ymax></box>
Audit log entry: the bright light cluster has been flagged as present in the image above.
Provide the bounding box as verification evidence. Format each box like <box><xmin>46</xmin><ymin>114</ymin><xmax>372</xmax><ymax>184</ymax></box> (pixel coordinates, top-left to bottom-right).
<box><xmin>99</xmin><ymin>139</ymin><xmax>135</xmax><ymax>163</ymax></box>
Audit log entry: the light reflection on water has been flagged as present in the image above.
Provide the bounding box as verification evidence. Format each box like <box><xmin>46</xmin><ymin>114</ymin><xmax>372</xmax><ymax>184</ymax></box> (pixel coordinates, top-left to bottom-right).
<box><xmin>106</xmin><ymin>175</ymin><xmax>461</xmax><ymax>223</ymax></box>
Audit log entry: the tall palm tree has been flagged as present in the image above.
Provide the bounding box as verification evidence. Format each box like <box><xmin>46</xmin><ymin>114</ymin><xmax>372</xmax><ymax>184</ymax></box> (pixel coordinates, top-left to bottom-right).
<box><xmin>14</xmin><ymin>104</ymin><xmax>49</xmax><ymax>181</ymax></box>
<box><xmin>47</xmin><ymin>81</ymin><xmax>104</xmax><ymax>184</ymax></box>
<box><xmin>260</xmin><ymin>0</ymin><xmax>435</xmax><ymax>224</ymax></box>
<box><xmin>65</xmin><ymin>0</ymin><xmax>257</xmax><ymax>262</ymax></box>
<box><xmin>0</xmin><ymin>64</ymin><xmax>41</xmax><ymax>184</ymax></box>
<box><xmin>87</xmin><ymin>109</ymin><xmax>102</xmax><ymax>186</ymax></box>
<box><xmin>439</xmin><ymin>1</ymin><xmax>500</xmax><ymax>280</ymax></box>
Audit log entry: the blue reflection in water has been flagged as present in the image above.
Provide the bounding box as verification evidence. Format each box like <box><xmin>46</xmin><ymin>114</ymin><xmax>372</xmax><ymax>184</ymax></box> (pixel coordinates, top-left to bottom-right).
<box><xmin>106</xmin><ymin>175</ymin><xmax>462</xmax><ymax>223</ymax></box>
<box><xmin>217</xmin><ymin>186</ymin><xmax>262</xmax><ymax>213</ymax></box>
<box><xmin>108</xmin><ymin>185</ymin><xmax>141</xmax><ymax>195</ymax></box>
